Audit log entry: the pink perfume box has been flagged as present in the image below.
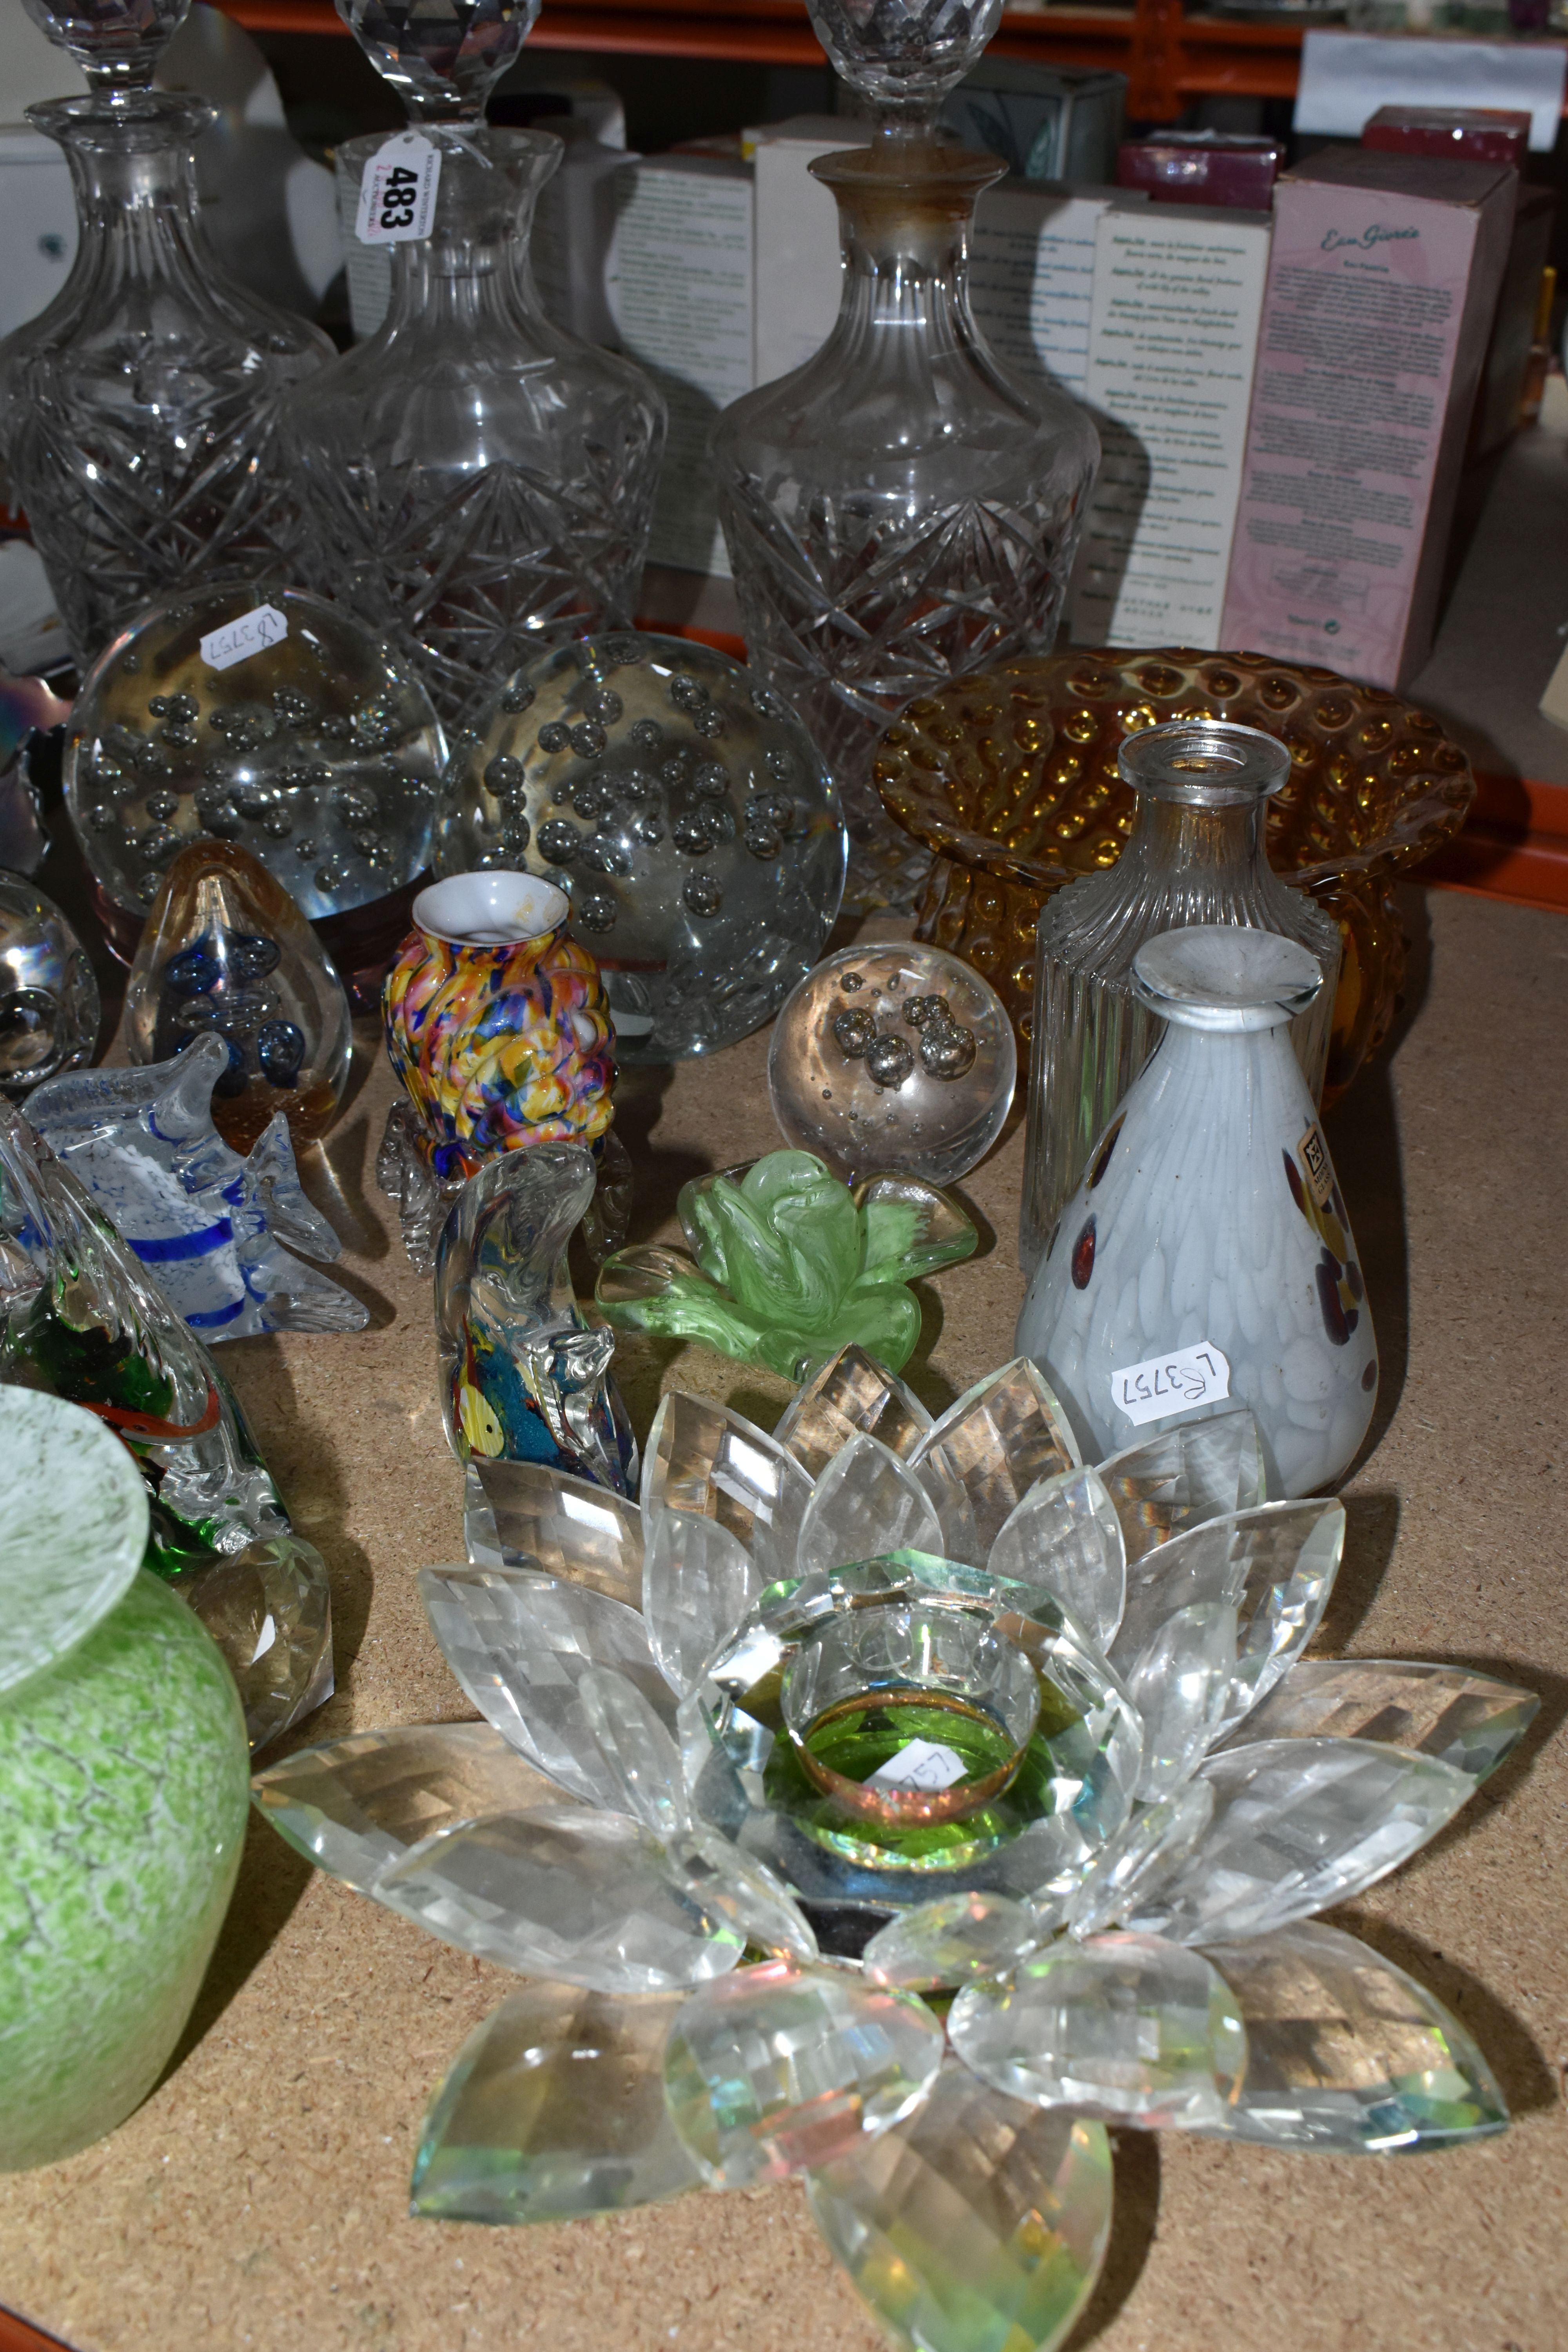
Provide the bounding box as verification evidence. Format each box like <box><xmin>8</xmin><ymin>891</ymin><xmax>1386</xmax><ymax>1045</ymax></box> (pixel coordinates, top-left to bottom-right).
<box><xmin>1220</xmin><ymin>149</ymin><xmax>1515</xmax><ymax>689</ymax></box>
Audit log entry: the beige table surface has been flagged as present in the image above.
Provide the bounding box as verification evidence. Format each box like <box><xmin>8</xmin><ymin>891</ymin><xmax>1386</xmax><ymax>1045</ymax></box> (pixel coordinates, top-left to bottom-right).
<box><xmin>2</xmin><ymin>884</ymin><xmax>1565</xmax><ymax>2352</ymax></box>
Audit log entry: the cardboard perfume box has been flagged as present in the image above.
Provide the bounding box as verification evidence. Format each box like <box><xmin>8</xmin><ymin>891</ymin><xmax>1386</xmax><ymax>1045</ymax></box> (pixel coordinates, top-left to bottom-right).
<box><xmin>1219</xmin><ymin>147</ymin><xmax>1516</xmax><ymax>689</ymax></box>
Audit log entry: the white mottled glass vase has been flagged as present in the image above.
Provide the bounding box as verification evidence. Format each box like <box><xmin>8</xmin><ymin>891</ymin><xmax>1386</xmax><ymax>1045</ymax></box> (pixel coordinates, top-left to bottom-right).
<box><xmin>1016</xmin><ymin>926</ymin><xmax>1377</xmax><ymax>1498</ymax></box>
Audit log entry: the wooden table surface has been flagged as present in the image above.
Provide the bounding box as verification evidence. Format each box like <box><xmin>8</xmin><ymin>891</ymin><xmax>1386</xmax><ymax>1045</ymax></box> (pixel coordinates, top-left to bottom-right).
<box><xmin>2</xmin><ymin>885</ymin><xmax>1565</xmax><ymax>2352</ymax></box>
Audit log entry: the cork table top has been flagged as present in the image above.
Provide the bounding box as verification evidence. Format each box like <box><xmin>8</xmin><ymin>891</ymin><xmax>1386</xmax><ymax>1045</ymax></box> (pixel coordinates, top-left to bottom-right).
<box><xmin>2</xmin><ymin>884</ymin><xmax>1564</xmax><ymax>2352</ymax></box>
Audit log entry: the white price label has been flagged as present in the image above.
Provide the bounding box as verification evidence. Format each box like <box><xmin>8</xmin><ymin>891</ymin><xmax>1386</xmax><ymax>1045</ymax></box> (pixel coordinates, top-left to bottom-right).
<box><xmin>355</xmin><ymin>132</ymin><xmax>441</xmax><ymax>245</ymax></box>
<box><xmin>200</xmin><ymin>603</ymin><xmax>287</xmax><ymax>673</ymax></box>
<box><xmin>1110</xmin><ymin>1341</ymin><xmax>1231</xmax><ymax>1429</ymax></box>
<box><xmin>865</xmin><ymin>1739</ymin><xmax>969</xmax><ymax>1794</ymax></box>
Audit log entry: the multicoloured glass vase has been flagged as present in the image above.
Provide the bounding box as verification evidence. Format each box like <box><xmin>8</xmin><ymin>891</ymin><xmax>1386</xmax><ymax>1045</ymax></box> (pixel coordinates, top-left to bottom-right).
<box><xmin>384</xmin><ymin>871</ymin><xmax>615</xmax><ymax>1186</ymax></box>
<box><xmin>124</xmin><ymin>839</ymin><xmax>354</xmax><ymax>1153</ymax></box>
<box><xmin>1015</xmin><ymin>927</ymin><xmax>1377</xmax><ymax>1498</ymax></box>
<box><xmin>0</xmin><ymin>1387</ymin><xmax>250</xmax><ymax>2169</ymax></box>
<box><xmin>435</xmin><ymin>1141</ymin><xmax>636</xmax><ymax>1494</ymax></box>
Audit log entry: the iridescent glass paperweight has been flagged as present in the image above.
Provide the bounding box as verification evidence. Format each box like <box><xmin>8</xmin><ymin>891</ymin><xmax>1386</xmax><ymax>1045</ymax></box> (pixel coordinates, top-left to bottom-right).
<box><xmin>284</xmin><ymin>0</ymin><xmax>665</xmax><ymax>728</ymax></box>
<box><xmin>125</xmin><ymin>840</ymin><xmax>354</xmax><ymax>1152</ymax></box>
<box><xmin>0</xmin><ymin>0</ymin><xmax>330</xmax><ymax>666</ymax></box>
<box><xmin>434</xmin><ymin>632</ymin><xmax>848</xmax><ymax>1060</ymax></box>
<box><xmin>1016</xmin><ymin>927</ymin><xmax>1377</xmax><ymax>1496</ymax></box>
<box><xmin>0</xmin><ymin>872</ymin><xmax>100</xmax><ymax>1096</ymax></box>
<box><xmin>64</xmin><ymin>581</ymin><xmax>445</xmax><ymax>927</ymax></box>
<box><xmin>1022</xmin><ymin>719</ymin><xmax>1343</xmax><ymax>1274</ymax></box>
<box><xmin>712</xmin><ymin>0</ymin><xmax>1097</xmax><ymax>911</ymax></box>
<box><xmin>0</xmin><ymin>1387</ymin><xmax>250</xmax><ymax>2171</ymax></box>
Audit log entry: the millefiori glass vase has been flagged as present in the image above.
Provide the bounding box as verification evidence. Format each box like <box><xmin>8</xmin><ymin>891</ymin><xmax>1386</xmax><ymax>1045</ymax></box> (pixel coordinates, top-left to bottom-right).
<box><xmin>287</xmin><ymin>120</ymin><xmax>666</xmax><ymax>729</ymax></box>
<box><xmin>1016</xmin><ymin>926</ymin><xmax>1377</xmax><ymax>1497</ymax></box>
<box><xmin>712</xmin><ymin>138</ymin><xmax>1098</xmax><ymax>911</ymax></box>
<box><xmin>1021</xmin><ymin>719</ymin><xmax>1343</xmax><ymax>1276</ymax></box>
<box><xmin>0</xmin><ymin>91</ymin><xmax>331</xmax><ymax>667</ymax></box>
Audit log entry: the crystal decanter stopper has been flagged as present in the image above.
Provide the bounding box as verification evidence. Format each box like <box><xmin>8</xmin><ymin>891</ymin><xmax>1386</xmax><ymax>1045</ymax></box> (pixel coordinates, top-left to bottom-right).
<box><xmin>711</xmin><ymin>138</ymin><xmax>1099</xmax><ymax>911</ymax></box>
<box><xmin>285</xmin><ymin>127</ymin><xmax>666</xmax><ymax>730</ymax></box>
<box><xmin>0</xmin><ymin>89</ymin><xmax>332</xmax><ymax>667</ymax></box>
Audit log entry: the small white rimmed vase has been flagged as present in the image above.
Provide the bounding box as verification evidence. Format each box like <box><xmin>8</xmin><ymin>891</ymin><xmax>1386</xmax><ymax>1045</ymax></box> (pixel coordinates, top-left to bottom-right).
<box><xmin>1016</xmin><ymin>926</ymin><xmax>1376</xmax><ymax>1497</ymax></box>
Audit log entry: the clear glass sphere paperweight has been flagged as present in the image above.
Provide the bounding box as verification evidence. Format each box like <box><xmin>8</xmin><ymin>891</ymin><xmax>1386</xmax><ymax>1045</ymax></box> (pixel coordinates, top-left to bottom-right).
<box><xmin>64</xmin><ymin>581</ymin><xmax>446</xmax><ymax>925</ymax></box>
<box><xmin>434</xmin><ymin>632</ymin><xmax>848</xmax><ymax>1060</ymax></box>
<box><xmin>0</xmin><ymin>875</ymin><xmax>101</xmax><ymax>1096</ymax></box>
<box><xmin>769</xmin><ymin>940</ymin><xmax>1015</xmax><ymax>1187</ymax></box>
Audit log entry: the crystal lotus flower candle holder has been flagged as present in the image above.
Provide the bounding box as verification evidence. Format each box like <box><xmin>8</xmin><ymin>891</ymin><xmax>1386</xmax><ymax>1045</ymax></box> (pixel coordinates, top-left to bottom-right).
<box><xmin>254</xmin><ymin>1344</ymin><xmax>1535</xmax><ymax>2351</ymax></box>
<box><xmin>596</xmin><ymin>1150</ymin><xmax>977</xmax><ymax>1381</ymax></box>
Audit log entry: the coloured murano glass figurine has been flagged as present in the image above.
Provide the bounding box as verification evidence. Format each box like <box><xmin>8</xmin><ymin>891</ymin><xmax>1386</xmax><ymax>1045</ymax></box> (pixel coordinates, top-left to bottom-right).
<box><xmin>28</xmin><ymin>1033</ymin><xmax>367</xmax><ymax>1339</ymax></box>
<box><xmin>1016</xmin><ymin>926</ymin><xmax>1377</xmax><ymax>1497</ymax></box>
<box><xmin>435</xmin><ymin>1141</ymin><xmax>636</xmax><ymax>1495</ymax></box>
<box><xmin>596</xmin><ymin>1149</ymin><xmax>977</xmax><ymax>1380</ymax></box>
<box><xmin>0</xmin><ymin>1388</ymin><xmax>251</xmax><ymax>2171</ymax></box>
<box><xmin>125</xmin><ymin>838</ymin><xmax>353</xmax><ymax>1152</ymax></box>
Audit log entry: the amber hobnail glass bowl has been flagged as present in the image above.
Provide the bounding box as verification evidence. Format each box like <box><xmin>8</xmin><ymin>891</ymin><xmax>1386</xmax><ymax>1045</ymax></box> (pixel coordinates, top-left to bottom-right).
<box><xmin>873</xmin><ymin>649</ymin><xmax>1475</xmax><ymax>1102</ymax></box>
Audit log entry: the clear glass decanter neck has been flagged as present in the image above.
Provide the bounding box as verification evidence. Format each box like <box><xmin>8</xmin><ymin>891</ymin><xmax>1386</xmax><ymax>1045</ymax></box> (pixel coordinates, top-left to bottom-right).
<box><xmin>1117</xmin><ymin>782</ymin><xmax>1270</xmax><ymax>890</ymax></box>
<box><xmin>28</xmin><ymin>91</ymin><xmax>215</xmax><ymax>265</ymax></box>
<box><xmin>369</xmin><ymin>125</ymin><xmax>557</xmax><ymax>334</ymax></box>
<box><xmin>810</xmin><ymin>138</ymin><xmax>1003</xmax><ymax>356</ymax></box>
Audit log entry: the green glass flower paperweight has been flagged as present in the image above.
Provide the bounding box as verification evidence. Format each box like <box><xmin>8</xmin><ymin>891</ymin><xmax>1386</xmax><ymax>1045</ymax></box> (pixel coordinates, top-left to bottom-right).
<box><xmin>594</xmin><ymin>1149</ymin><xmax>976</xmax><ymax>1378</ymax></box>
<box><xmin>0</xmin><ymin>1390</ymin><xmax>251</xmax><ymax>2171</ymax></box>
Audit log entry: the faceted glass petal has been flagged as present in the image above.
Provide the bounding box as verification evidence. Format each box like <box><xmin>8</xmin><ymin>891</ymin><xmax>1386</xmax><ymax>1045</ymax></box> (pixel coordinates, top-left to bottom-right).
<box><xmin>805</xmin><ymin>2070</ymin><xmax>1112</xmax><ymax>2352</ymax></box>
<box><xmin>469</xmin><ymin>1457</ymin><xmax>644</xmax><ymax>1606</ymax></box>
<box><xmin>663</xmin><ymin>1960</ymin><xmax>944</xmax><ymax>2185</ymax></box>
<box><xmin>662</xmin><ymin>1831</ymin><xmax>819</xmax><ymax>1964</ymax></box>
<box><xmin>642</xmin><ymin>1507</ymin><xmax>762</xmax><ymax>1702</ymax></box>
<box><xmin>1221</xmin><ymin>1659</ymin><xmax>1541</xmax><ymax>1784</ymax></box>
<box><xmin>251</xmin><ymin>1721</ymin><xmax>571</xmax><ymax>1892</ymax></box>
<box><xmin>376</xmin><ymin>1808</ymin><xmax>745</xmax><ymax>1991</ymax></box>
<box><xmin>775</xmin><ymin>1343</ymin><xmax>934</xmax><ymax>1478</ymax></box>
<box><xmin>1201</xmin><ymin>1920</ymin><xmax>1509</xmax><ymax>2152</ymax></box>
<box><xmin>411</xmin><ymin>1984</ymin><xmax>702</xmax><ymax>2221</ymax></box>
<box><xmin>986</xmin><ymin>1465</ymin><xmax>1127</xmax><ymax>1652</ymax></box>
<box><xmin>950</xmin><ymin>1931</ymin><xmax>1247</xmax><ymax>2129</ymax></box>
<box><xmin>417</xmin><ymin>1566</ymin><xmax>674</xmax><ymax>1806</ymax></box>
<box><xmin>641</xmin><ymin>1390</ymin><xmax>814</xmax><ymax>1586</ymax></box>
<box><xmin>174</xmin><ymin>1532</ymin><xmax>333</xmax><ymax>1755</ymax></box>
<box><xmin>1109</xmin><ymin>1499</ymin><xmax>1343</xmax><ymax>1738</ymax></box>
<box><xmin>795</xmin><ymin>1432</ymin><xmax>943</xmax><ymax>1579</ymax></box>
<box><xmin>1066</xmin><ymin>1782</ymin><xmax>1216</xmax><ymax>1941</ymax></box>
<box><xmin>0</xmin><ymin>1388</ymin><xmax>149</xmax><ymax>1697</ymax></box>
<box><xmin>863</xmin><ymin>1891</ymin><xmax>1048</xmax><ymax>1992</ymax></box>
<box><xmin>578</xmin><ymin>1666</ymin><xmax>691</xmax><ymax>1841</ymax></box>
<box><xmin>1128</xmin><ymin>1600</ymin><xmax>1238</xmax><ymax>1802</ymax></box>
<box><xmin>1097</xmin><ymin>1408</ymin><xmax>1266</xmax><ymax>1565</ymax></box>
<box><xmin>1126</xmin><ymin>1737</ymin><xmax>1476</xmax><ymax>1945</ymax></box>
<box><xmin>909</xmin><ymin>1359</ymin><xmax>1080</xmax><ymax>1567</ymax></box>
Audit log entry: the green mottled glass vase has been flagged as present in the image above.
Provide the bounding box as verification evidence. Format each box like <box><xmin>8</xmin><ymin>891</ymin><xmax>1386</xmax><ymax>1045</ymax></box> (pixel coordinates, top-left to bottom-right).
<box><xmin>0</xmin><ymin>1391</ymin><xmax>251</xmax><ymax>2170</ymax></box>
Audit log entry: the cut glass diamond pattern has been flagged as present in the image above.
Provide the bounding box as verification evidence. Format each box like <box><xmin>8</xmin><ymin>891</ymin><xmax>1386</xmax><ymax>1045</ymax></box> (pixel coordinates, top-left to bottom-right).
<box><xmin>1066</xmin><ymin>1781</ymin><xmax>1216</xmax><ymax>1941</ymax></box>
<box><xmin>795</xmin><ymin>1432</ymin><xmax>943</xmax><ymax>1577</ymax></box>
<box><xmin>641</xmin><ymin>1508</ymin><xmax>762</xmax><ymax>1702</ymax></box>
<box><xmin>411</xmin><ymin>1982</ymin><xmax>702</xmax><ymax>2222</ymax></box>
<box><xmin>1201</xmin><ymin>1920</ymin><xmax>1508</xmax><ymax>2152</ymax></box>
<box><xmin>775</xmin><ymin>1343</ymin><xmax>933</xmax><ymax>1477</ymax></box>
<box><xmin>577</xmin><ymin>1666</ymin><xmax>691</xmax><ymax>1840</ymax></box>
<box><xmin>469</xmin><ymin>1458</ymin><xmax>644</xmax><ymax>1605</ymax></box>
<box><xmin>376</xmin><ymin>1808</ymin><xmax>744</xmax><ymax>1991</ymax></box>
<box><xmin>1127</xmin><ymin>1600</ymin><xmax>1238</xmax><ymax>1802</ymax></box>
<box><xmin>1223</xmin><ymin>1659</ymin><xmax>1540</xmax><ymax>1784</ymax></box>
<box><xmin>663</xmin><ymin>1960</ymin><xmax>944</xmax><ymax>2186</ymax></box>
<box><xmin>1097</xmin><ymin>1409</ymin><xmax>1266</xmax><ymax>1564</ymax></box>
<box><xmin>641</xmin><ymin>1391</ymin><xmax>814</xmax><ymax>1585</ymax></box>
<box><xmin>805</xmin><ymin>2071</ymin><xmax>1112</xmax><ymax>2352</ymax></box>
<box><xmin>985</xmin><ymin>1463</ymin><xmax>1127</xmax><ymax>1651</ymax></box>
<box><xmin>951</xmin><ymin>1930</ymin><xmax>1248</xmax><ymax>2128</ymax></box>
<box><xmin>909</xmin><ymin>1359</ymin><xmax>1080</xmax><ymax>1566</ymax></box>
<box><xmin>862</xmin><ymin>1891</ymin><xmax>1047</xmax><ymax>1992</ymax></box>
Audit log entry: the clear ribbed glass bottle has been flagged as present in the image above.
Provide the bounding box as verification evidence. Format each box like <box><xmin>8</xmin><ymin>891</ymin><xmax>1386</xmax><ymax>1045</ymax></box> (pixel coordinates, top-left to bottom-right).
<box><xmin>0</xmin><ymin>91</ymin><xmax>331</xmax><ymax>666</ymax></box>
<box><xmin>1020</xmin><ymin>720</ymin><xmax>1342</xmax><ymax>1276</ymax></box>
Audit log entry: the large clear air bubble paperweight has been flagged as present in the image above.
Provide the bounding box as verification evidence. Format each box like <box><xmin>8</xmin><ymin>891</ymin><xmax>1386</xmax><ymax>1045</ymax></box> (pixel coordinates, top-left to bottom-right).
<box><xmin>0</xmin><ymin>874</ymin><xmax>100</xmax><ymax>1097</ymax></box>
<box><xmin>434</xmin><ymin>632</ymin><xmax>847</xmax><ymax>1061</ymax></box>
<box><xmin>63</xmin><ymin>582</ymin><xmax>445</xmax><ymax>925</ymax></box>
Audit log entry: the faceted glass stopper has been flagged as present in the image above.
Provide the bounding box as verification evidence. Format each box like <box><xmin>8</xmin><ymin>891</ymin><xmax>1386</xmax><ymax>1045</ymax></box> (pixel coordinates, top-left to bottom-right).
<box><xmin>803</xmin><ymin>0</ymin><xmax>1005</xmax><ymax>119</ymax></box>
<box><xmin>336</xmin><ymin>0</ymin><xmax>543</xmax><ymax>122</ymax></box>
<box><xmin>64</xmin><ymin>581</ymin><xmax>443</xmax><ymax>923</ymax></box>
<box><xmin>19</xmin><ymin>0</ymin><xmax>192</xmax><ymax>87</ymax></box>
<box><xmin>124</xmin><ymin>840</ymin><xmax>352</xmax><ymax>1152</ymax></box>
<box><xmin>0</xmin><ymin>873</ymin><xmax>100</xmax><ymax>1098</ymax></box>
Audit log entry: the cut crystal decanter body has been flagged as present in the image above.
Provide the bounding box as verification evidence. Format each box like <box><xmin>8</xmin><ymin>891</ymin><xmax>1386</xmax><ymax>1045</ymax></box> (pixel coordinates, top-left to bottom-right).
<box><xmin>0</xmin><ymin>91</ymin><xmax>332</xmax><ymax>666</ymax></box>
<box><xmin>711</xmin><ymin>137</ymin><xmax>1099</xmax><ymax>908</ymax></box>
<box><xmin>1020</xmin><ymin>721</ymin><xmax>1342</xmax><ymax>1276</ymax></box>
<box><xmin>285</xmin><ymin>126</ymin><xmax>666</xmax><ymax>731</ymax></box>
